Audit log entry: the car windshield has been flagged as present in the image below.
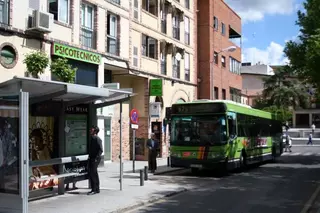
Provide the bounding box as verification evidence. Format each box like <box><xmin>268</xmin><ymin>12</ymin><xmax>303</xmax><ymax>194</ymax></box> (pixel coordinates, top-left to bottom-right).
<box><xmin>171</xmin><ymin>115</ymin><xmax>227</xmax><ymax>146</ymax></box>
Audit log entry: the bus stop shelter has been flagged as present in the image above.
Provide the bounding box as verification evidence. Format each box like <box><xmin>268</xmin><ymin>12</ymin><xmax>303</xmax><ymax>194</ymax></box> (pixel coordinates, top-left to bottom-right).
<box><xmin>0</xmin><ymin>76</ymin><xmax>133</xmax><ymax>213</ymax></box>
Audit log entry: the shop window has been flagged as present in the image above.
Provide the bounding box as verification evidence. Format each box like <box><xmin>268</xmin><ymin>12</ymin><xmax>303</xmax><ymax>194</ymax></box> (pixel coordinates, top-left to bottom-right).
<box><xmin>0</xmin><ymin>43</ymin><xmax>17</xmax><ymax>69</ymax></box>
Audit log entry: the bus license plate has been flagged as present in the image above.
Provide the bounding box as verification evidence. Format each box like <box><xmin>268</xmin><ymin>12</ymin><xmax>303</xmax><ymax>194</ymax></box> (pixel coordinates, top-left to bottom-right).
<box><xmin>190</xmin><ymin>164</ymin><xmax>202</xmax><ymax>168</ymax></box>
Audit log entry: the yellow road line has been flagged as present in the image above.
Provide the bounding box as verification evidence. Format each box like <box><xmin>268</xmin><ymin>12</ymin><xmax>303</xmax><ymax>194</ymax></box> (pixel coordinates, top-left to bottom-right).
<box><xmin>300</xmin><ymin>184</ymin><xmax>320</xmax><ymax>213</ymax></box>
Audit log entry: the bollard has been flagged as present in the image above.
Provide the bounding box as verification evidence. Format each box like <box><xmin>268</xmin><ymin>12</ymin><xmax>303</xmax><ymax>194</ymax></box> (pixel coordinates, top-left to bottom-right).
<box><xmin>144</xmin><ymin>166</ymin><xmax>148</xmax><ymax>181</ymax></box>
<box><xmin>167</xmin><ymin>156</ymin><xmax>170</xmax><ymax>167</ymax></box>
<box><xmin>140</xmin><ymin>170</ymin><xmax>144</xmax><ymax>186</ymax></box>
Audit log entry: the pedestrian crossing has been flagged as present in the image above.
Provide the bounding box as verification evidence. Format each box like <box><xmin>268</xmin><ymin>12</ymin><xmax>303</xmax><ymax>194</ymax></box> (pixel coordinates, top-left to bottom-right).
<box><xmin>282</xmin><ymin>151</ymin><xmax>320</xmax><ymax>156</ymax></box>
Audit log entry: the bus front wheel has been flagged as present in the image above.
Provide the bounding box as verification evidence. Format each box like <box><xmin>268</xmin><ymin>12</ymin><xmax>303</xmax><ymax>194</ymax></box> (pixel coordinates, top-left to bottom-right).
<box><xmin>239</xmin><ymin>151</ymin><xmax>247</xmax><ymax>171</ymax></box>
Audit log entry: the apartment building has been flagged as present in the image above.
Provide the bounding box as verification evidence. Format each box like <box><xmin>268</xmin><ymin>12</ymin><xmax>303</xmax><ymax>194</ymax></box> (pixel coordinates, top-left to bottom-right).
<box><xmin>123</xmin><ymin>0</ymin><xmax>197</xmax><ymax>158</ymax></box>
<box><xmin>197</xmin><ymin>0</ymin><xmax>242</xmax><ymax>102</ymax></box>
<box><xmin>0</xmin><ymin>0</ymin><xmax>196</xmax><ymax>161</ymax></box>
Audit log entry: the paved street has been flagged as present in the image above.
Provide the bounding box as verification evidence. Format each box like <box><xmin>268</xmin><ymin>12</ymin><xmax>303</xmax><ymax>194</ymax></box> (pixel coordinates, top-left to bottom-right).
<box><xmin>128</xmin><ymin>146</ymin><xmax>320</xmax><ymax>213</ymax></box>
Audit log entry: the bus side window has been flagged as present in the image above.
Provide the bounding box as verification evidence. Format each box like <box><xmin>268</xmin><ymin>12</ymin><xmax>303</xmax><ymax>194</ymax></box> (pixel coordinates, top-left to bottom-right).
<box><xmin>227</xmin><ymin>112</ymin><xmax>237</xmax><ymax>138</ymax></box>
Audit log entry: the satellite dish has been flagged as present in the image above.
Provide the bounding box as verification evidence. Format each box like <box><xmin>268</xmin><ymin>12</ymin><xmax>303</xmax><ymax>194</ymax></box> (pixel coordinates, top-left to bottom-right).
<box><xmin>175</xmin><ymin>52</ymin><xmax>181</xmax><ymax>61</ymax></box>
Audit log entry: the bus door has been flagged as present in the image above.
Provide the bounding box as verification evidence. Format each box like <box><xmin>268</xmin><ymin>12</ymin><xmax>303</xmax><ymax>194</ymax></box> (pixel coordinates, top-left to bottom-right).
<box><xmin>227</xmin><ymin>112</ymin><xmax>238</xmax><ymax>160</ymax></box>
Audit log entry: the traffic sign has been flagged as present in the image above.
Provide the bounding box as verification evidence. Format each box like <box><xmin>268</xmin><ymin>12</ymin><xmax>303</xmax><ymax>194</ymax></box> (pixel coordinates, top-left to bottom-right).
<box><xmin>130</xmin><ymin>109</ymin><xmax>139</xmax><ymax>124</ymax></box>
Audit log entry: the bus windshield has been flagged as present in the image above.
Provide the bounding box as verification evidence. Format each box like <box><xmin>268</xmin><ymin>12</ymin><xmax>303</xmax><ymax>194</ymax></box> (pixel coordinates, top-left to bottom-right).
<box><xmin>171</xmin><ymin>115</ymin><xmax>227</xmax><ymax>146</ymax></box>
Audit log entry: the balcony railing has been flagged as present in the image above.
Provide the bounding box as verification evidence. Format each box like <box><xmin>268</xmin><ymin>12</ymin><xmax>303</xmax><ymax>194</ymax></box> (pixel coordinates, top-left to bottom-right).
<box><xmin>161</xmin><ymin>20</ymin><xmax>167</xmax><ymax>34</ymax></box>
<box><xmin>172</xmin><ymin>64</ymin><xmax>180</xmax><ymax>79</ymax></box>
<box><xmin>110</xmin><ymin>0</ymin><xmax>120</xmax><ymax>4</ymax></box>
<box><xmin>161</xmin><ymin>61</ymin><xmax>167</xmax><ymax>75</ymax></box>
<box><xmin>80</xmin><ymin>28</ymin><xmax>97</xmax><ymax>49</ymax></box>
<box><xmin>184</xmin><ymin>69</ymin><xmax>190</xmax><ymax>81</ymax></box>
<box><xmin>106</xmin><ymin>36</ymin><xmax>120</xmax><ymax>56</ymax></box>
<box><xmin>172</xmin><ymin>27</ymin><xmax>180</xmax><ymax>40</ymax></box>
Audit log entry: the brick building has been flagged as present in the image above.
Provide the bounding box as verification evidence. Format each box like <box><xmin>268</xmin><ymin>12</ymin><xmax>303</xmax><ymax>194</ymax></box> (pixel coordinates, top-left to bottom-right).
<box><xmin>0</xmin><ymin>0</ymin><xmax>197</xmax><ymax>162</ymax></box>
<box><xmin>197</xmin><ymin>0</ymin><xmax>242</xmax><ymax>101</ymax></box>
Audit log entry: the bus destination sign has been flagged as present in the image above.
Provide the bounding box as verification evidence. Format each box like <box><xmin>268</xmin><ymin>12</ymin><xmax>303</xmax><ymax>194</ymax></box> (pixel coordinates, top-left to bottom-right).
<box><xmin>171</xmin><ymin>103</ymin><xmax>226</xmax><ymax>114</ymax></box>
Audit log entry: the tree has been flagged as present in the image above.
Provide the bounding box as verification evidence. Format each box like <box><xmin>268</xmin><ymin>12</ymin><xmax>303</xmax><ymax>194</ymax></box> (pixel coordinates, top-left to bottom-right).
<box><xmin>50</xmin><ymin>58</ymin><xmax>77</xmax><ymax>83</ymax></box>
<box><xmin>261</xmin><ymin>66</ymin><xmax>309</xmax><ymax>109</ymax></box>
<box><xmin>23</xmin><ymin>51</ymin><xmax>49</xmax><ymax>78</ymax></box>
<box><xmin>284</xmin><ymin>0</ymin><xmax>320</xmax><ymax>95</ymax></box>
<box><xmin>262</xmin><ymin>106</ymin><xmax>292</xmax><ymax>123</ymax></box>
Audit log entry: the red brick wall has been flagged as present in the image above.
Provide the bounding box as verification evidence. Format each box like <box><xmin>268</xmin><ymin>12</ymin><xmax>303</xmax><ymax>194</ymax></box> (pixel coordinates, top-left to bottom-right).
<box><xmin>198</xmin><ymin>0</ymin><xmax>242</xmax><ymax>100</ymax></box>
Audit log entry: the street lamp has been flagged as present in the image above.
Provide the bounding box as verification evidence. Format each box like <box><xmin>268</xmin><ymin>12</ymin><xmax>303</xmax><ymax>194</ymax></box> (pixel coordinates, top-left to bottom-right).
<box><xmin>219</xmin><ymin>45</ymin><xmax>237</xmax><ymax>54</ymax></box>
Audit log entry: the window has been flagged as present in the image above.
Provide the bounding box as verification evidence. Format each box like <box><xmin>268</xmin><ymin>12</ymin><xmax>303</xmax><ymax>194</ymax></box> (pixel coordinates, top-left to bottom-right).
<box><xmin>221</xmin><ymin>22</ymin><xmax>225</xmax><ymax>35</ymax></box>
<box><xmin>184</xmin><ymin>52</ymin><xmax>190</xmax><ymax>81</ymax></box>
<box><xmin>110</xmin><ymin>0</ymin><xmax>120</xmax><ymax>4</ymax></box>
<box><xmin>161</xmin><ymin>4</ymin><xmax>167</xmax><ymax>34</ymax></box>
<box><xmin>171</xmin><ymin>115</ymin><xmax>228</xmax><ymax>146</ymax></box>
<box><xmin>222</xmin><ymin>89</ymin><xmax>226</xmax><ymax>100</ymax></box>
<box><xmin>185</xmin><ymin>0</ymin><xmax>189</xmax><ymax>9</ymax></box>
<box><xmin>141</xmin><ymin>34</ymin><xmax>158</xmax><ymax>59</ymax></box>
<box><xmin>142</xmin><ymin>0</ymin><xmax>158</xmax><ymax>16</ymax></box>
<box><xmin>184</xmin><ymin>16</ymin><xmax>190</xmax><ymax>45</ymax></box>
<box><xmin>172</xmin><ymin>15</ymin><xmax>180</xmax><ymax>40</ymax></box>
<box><xmin>107</xmin><ymin>13</ymin><xmax>119</xmax><ymax>55</ymax></box>
<box><xmin>214</xmin><ymin>87</ymin><xmax>219</xmax><ymax>99</ymax></box>
<box><xmin>172</xmin><ymin>55</ymin><xmax>180</xmax><ymax>78</ymax></box>
<box><xmin>133</xmin><ymin>0</ymin><xmax>139</xmax><ymax>19</ymax></box>
<box><xmin>0</xmin><ymin>44</ymin><xmax>17</xmax><ymax>68</ymax></box>
<box><xmin>0</xmin><ymin>0</ymin><xmax>9</xmax><ymax>25</ymax></box>
<box><xmin>214</xmin><ymin>51</ymin><xmax>218</xmax><ymax>64</ymax></box>
<box><xmin>221</xmin><ymin>56</ymin><xmax>226</xmax><ymax>67</ymax></box>
<box><xmin>81</xmin><ymin>3</ymin><xmax>96</xmax><ymax>49</ymax></box>
<box><xmin>49</xmin><ymin>0</ymin><xmax>69</xmax><ymax>24</ymax></box>
<box><xmin>230</xmin><ymin>87</ymin><xmax>241</xmax><ymax>103</ymax></box>
<box><xmin>104</xmin><ymin>70</ymin><xmax>112</xmax><ymax>83</ymax></box>
<box><xmin>214</xmin><ymin>16</ymin><xmax>218</xmax><ymax>30</ymax></box>
<box><xmin>133</xmin><ymin>46</ymin><xmax>138</xmax><ymax>67</ymax></box>
<box><xmin>160</xmin><ymin>47</ymin><xmax>166</xmax><ymax>75</ymax></box>
<box><xmin>229</xmin><ymin>57</ymin><xmax>241</xmax><ymax>74</ymax></box>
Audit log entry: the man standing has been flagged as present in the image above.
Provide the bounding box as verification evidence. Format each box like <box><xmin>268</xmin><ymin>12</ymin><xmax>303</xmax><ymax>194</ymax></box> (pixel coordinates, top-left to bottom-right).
<box><xmin>147</xmin><ymin>133</ymin><xmax>159</xmax><ymax>173</ymax></box>
<box><xmin>87</xmin><ymin>126</ymin><xmax>103</xmax><ymax>195</ymax></box>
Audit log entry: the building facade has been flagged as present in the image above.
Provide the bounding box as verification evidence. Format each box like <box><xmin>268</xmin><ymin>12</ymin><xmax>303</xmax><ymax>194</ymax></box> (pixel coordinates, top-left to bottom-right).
<box><xmin>241</xmin><ymin>63</ymin><xmax>275</xmax><ymax>106</ymax></box>
<box><xmin>197</xmin><ymin>0</ymin><xmax>242</xmax><ymax>102</ymax></box>
<box><xmin>0</xmin><ymin>0</ymin><xmax>197</xmax><ymax>162</ymax></box>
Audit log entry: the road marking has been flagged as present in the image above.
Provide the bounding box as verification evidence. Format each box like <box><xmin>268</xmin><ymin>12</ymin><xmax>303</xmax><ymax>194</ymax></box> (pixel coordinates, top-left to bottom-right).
<box><xmin>291</xmin><ymin>152</ymin><xmax>301</xmax><ymax>156</ymax></box>
<box><xmin>293</xmin><ymin>145</ymin><xmax>320</xmax><ymax>147</ymax></box>
<box><xmin>300</xmin><ymin>184</ymin><xmax>320</xmax><ymax>213</ymax></box>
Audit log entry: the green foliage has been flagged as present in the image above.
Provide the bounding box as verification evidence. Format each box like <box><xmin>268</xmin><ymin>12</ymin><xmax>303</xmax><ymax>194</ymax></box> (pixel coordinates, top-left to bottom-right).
<box><xmin>50</xmin><ymin>58</ymin><xmax>77</xmax><ymax>83</ymax></box>
<box><xmin>262</xmin><ymin>105</ymin><xmax>292</xmax><ymax>123</ymax></box>
<box><xmin>23</xmin><ymin>51</ymin><xmax>49</xmax><ymax>77</ymax></box>
<box><xmin>258</xmin><ymin>66</ymin><xmax>309</xmax><ymax>110</ymax></box>
<box><xmin>284</xmin><ymin>0</ymin><xmax>320</xmax><ymax>94</ymax></box>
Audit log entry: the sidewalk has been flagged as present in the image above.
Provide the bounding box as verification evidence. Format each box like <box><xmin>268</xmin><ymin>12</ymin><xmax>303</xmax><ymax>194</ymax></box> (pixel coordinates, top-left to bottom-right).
<box><xmin>29</xmin><ymin>158</ymin><xmax>187</xmax><ymax>213</ymax></box>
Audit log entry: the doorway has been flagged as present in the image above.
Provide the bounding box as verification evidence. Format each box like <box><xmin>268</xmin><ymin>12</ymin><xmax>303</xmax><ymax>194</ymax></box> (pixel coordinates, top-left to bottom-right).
<box><xmin>104</xmin><ymin>118</ymin><xmax>112</xmax><ymax>161</ymax></box>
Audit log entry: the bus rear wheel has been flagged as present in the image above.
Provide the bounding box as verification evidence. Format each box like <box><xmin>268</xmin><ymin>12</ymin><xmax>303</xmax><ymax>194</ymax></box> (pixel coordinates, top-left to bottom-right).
<box><xmin>191</xmin><ymin>168</ymin><xmax>200</xmax><ymax>175</ymax></box>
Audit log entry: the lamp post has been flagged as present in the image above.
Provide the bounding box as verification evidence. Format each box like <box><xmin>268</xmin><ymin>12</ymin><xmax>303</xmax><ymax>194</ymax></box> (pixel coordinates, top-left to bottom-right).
<box><xmin>211</xmin><ymin>45</ymin><xmax>237</xmax><ymax>100</ymax></box>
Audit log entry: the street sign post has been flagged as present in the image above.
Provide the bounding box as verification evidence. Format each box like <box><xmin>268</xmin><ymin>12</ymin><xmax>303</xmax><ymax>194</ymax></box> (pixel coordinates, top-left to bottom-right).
<box><xmin>130</xmin><ymin>109</ymin><xmax>139</xmax><ymax>173</ymax></box>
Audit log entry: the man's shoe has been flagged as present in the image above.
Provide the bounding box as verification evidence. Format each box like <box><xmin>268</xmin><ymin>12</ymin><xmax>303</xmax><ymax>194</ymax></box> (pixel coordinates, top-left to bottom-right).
<box><xmin>87</xmin><ymin>191</ymin><xmax>97</xmax><ymax>195</ymax></box>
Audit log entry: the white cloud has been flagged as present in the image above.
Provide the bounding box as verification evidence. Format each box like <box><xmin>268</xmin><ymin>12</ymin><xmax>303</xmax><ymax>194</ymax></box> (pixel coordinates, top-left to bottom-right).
<box><xmin>225</xmin><ymin>0</ymin><xmax>296</xmax><ymax>23</ymax></box>
<box><xmin>242</xmin><ymin>42</ymin><xmax>289</xmax><ymax>65</ymax></box>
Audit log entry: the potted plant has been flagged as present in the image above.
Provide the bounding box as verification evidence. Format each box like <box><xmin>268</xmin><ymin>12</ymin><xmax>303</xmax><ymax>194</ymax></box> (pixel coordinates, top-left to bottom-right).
<box><xmin>50</xmin><ymin>58</ymin><xmax>77</xmax><ymax>83</ymax></box>
<box><xmin>23</xmin><ymin>51</ymin><xmax>49</xmax><ymax>78</ymax></box>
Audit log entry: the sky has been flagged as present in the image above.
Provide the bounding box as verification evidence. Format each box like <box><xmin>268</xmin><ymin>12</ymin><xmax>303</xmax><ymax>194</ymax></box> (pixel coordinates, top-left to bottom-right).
<box><xmin>225</xmin><ymin>0</ymin><xmax>305</xmax><ymax>65</ymax></box>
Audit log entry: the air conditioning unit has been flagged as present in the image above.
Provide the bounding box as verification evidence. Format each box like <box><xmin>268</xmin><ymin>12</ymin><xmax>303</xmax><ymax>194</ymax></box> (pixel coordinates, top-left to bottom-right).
<box><xmin>29</xmin><ymin>10</ymin><xmax>53</xmax><ymax>33</ymax></box>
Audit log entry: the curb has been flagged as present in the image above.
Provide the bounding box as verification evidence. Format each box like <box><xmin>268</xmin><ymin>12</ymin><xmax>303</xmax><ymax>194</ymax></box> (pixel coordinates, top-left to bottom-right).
<box><xmin>154</xmin><ymin>168</ymin><xmax>186</xmax><ymax>175</ymax></box>
<box><xmin>109</xmin><ymin>188</ymin><xmax>188</xmax><ymax>213</ymax></box>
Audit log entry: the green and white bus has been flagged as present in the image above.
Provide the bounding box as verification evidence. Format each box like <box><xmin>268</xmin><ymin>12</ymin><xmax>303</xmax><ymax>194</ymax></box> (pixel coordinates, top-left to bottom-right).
<box><xmin>169</xmin><ymin>100</ymin><xmax>283</xmax><ymax>173</ymax></box>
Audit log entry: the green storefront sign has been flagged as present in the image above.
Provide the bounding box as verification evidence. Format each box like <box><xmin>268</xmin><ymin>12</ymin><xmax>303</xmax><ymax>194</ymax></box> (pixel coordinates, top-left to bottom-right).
<box><xmin>149</xmin><ymin>79</ymin><xmax>163</xmax><ymax>96</ymax></box>
<box><xmin>52</xmin><ymin>43</ymin><xmax>101</xmax><ymax>65</ymax></box>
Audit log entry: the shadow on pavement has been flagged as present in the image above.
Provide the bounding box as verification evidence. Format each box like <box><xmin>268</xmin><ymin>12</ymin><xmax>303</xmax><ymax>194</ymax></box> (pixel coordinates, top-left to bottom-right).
<box><xmin>129</xmin><ymin>162</ymin><xmax>320</xmax><ymax>213</ymax></box>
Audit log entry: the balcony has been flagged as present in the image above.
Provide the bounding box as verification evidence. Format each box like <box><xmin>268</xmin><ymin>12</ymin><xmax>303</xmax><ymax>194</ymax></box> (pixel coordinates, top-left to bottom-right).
<box><xmin>161</xmin><ymin>61</ymin><xmax>167</xmax><ymax>75</ymax></box>
<box><xmin>173</xmin><ymin>27</ymin><xmax>180</xmax><ymax>40</ymax></box>
<box><xmin>106</xmin><ymin>36</ymin><xmax>119</xmax><ymax>56</ymax></box>
<box><xmin>172</xmin><ymin>64</ymin><xmax>180</xmax><ymax>79</ymax></box>
<box><xmin>80</xmin><ymin>27</ymin><xmax>96</xmax><ymax>49</ymax></box>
